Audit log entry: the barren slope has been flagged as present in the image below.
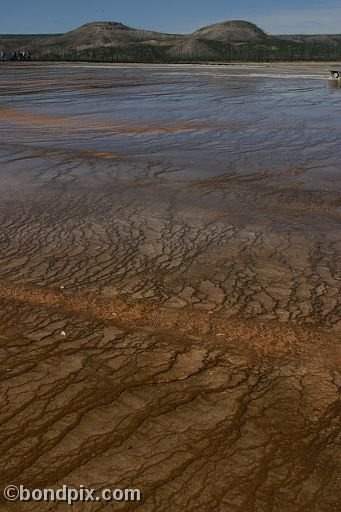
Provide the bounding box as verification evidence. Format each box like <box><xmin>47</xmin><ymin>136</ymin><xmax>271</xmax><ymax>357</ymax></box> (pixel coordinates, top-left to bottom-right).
<box><xmin>191</xmin><ymin>20</ymin><xmax>267</xmax><ymax>42</ymax></box>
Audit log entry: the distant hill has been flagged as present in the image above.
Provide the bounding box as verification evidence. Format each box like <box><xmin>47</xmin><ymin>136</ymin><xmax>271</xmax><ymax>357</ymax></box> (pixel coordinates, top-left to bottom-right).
<box><xmin>0</xmin><ymin>20</ymin><xmax>341</xmax><ymax>62</ymax></box>
<box><xmin>55</xmin><ymin>21</ymin><xmax>182</xmax><ymax>49</ymax></box>
<box><xmin>191</xmin><ymin>20</ymin><xmax>266</xmax><ymax>42</ymax></box>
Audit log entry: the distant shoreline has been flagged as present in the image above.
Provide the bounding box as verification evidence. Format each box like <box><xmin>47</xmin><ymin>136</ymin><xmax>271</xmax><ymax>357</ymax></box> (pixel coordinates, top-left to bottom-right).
<box><xmin>1</xmin><ymin>60</ymin><xmax>340</xmax><ymax>66</ymax></box>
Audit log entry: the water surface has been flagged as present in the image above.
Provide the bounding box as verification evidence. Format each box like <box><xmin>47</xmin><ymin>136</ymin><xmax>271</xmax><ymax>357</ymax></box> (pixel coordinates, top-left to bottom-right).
<box><xmin>0</xmin><ymin>63</ymin><xmax>340</xmax><ymax>512</ymax></box>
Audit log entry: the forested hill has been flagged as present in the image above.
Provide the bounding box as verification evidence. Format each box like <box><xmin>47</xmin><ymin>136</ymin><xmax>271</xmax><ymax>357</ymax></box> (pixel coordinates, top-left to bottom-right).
<box><xmin>1</xmin><ymin>20</ymin><xmax>341</xmax><ymax>62</ymax></box>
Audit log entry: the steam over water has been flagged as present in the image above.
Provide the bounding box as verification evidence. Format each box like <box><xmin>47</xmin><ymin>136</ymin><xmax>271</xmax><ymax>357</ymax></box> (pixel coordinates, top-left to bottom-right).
<box><xmin>0</xmin><ymin>63</ymin><xmax>340</xmax><ymax>511</ymax></box>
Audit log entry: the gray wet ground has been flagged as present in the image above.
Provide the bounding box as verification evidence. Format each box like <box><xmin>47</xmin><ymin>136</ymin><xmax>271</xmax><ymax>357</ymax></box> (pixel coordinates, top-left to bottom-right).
<box><xmin>0</xmin><ymin>63</ymin><xmax>340</xmax><ymax>511</ymax></box>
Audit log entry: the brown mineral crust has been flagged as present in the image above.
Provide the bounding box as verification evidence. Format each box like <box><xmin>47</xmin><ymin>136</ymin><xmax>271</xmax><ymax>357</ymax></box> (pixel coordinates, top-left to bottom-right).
<box><xmin>0</xmin><ymin>297</ymin><xmax>340</xmax><ymax>512</ymax></box>
<box><xmin>0</xmin><ymin>281</ymin><xmax>339</xmax><ymax>361</ymax></box>
<box><xmin>0</xmin><ymin>63</ymin><xmax>340</xmax><ymax>512</ymax></box>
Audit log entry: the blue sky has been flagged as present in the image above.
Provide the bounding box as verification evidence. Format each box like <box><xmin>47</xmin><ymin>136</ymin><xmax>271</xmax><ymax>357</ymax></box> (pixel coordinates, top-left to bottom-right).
<box><xmin>1</xmin><ymin>0</ymin><xmax>340</xmax><ymax>35</ymax></box>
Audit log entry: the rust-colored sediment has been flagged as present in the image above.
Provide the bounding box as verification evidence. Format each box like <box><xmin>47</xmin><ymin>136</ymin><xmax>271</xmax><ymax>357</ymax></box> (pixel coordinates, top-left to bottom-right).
<box><xmin>0</xmin><ymin>106</ymin><xmax>218</xmax><ymax>135</ymax></box>
<box><xmin>0</xmin><ymin>281</ymin><xmax>339</xmax><ymax>360</ymax></box>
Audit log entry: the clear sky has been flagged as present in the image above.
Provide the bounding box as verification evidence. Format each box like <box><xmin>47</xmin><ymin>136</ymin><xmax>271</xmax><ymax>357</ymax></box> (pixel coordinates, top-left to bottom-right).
<box><xmin>1</xmin><ymin>0</ymin><xmax>340</xmax><ymax>35</ymax></box>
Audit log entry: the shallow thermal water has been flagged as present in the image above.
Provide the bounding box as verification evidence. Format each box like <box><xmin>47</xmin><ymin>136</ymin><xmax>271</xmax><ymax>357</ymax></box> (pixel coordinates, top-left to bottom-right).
<box><xmin>0</xmin><ymin>63</ymin><xmax>340</xmax><ymax>511</ymax></box>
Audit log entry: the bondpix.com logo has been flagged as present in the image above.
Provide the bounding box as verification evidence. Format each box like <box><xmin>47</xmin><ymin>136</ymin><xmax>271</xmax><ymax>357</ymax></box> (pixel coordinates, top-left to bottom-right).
<box><xmin>4</xmin><ymin>484</ymin><xmax>142</xmax><ymax>505</ymax></box>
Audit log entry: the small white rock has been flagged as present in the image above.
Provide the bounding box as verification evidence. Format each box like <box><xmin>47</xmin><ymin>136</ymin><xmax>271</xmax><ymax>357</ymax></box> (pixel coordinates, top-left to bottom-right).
<box><xmin>60</xmin><ymin>285</ymin><xmax>65</xmax><ymax>290</ymax></box>
<box><xmin>60</xmin><ymin>331</ymin><xmax>66</xmax><ymax>336</ymax></box>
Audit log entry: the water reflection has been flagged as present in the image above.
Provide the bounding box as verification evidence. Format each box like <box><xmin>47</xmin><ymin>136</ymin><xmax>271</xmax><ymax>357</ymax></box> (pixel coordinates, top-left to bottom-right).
<box><xmin>328</xmin><ymin>79</ymin><xmax>341</xmax><ymax>90</ymax></box>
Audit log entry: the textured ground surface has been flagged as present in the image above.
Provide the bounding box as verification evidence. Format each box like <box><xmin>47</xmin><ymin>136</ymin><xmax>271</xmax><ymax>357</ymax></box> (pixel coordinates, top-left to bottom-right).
<box><xmin>0</xmin><ymin>63</ymin><xmax>340</xmax><ymax>511</ymax></box>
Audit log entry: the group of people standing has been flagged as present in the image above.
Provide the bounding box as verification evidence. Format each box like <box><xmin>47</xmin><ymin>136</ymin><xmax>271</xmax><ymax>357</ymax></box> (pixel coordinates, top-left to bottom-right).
<box><xmin>0</xmin><ymin>50</ymin><xmax>31</xmax><ymax>61</ymax></box>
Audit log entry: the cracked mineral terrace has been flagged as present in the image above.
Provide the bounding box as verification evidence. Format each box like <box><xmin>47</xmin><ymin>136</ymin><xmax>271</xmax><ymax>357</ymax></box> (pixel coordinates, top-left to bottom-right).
<box><xmin>0</xmin><ymin>62</ymin><xmax>340</xmax><ymax>511</ymax></box>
